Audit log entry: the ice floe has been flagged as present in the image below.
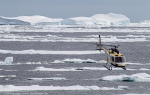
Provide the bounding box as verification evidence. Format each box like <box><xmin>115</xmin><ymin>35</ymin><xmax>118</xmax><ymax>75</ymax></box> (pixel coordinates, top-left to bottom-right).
<box><xmin>0</xmin><ymin>85</ymin><xmax>126</xmax><ymax>91</ymax></box>
<box><xmin>0</xmin><ymin>50</ymin><xmax>101</xmax><ymax>55</ymax></box>
<box><xmin>53</xmin><ymin>58</ymin><xmax>101</xmax><ymax>63</ymax></box>
<box><xmin>99</xmin><ymin>73</ymin><xmax>150</xmax><ymax>82</ymax></box>
<box><xmin>0</xmin><ymin>57</ymin><xmax>13</xmax><ymax>65</ymax></box>
<box><xmin>0</xmin><ymin>33</ymin><xmax>148</xmax><ymax>42</ymax></box>
<box><xmin>0</xmin><ymin>75</ymin><xmax>16</xmax><ymax>78</ymax></box>
<box><xmin>1</xmin><ymin>25</ymin><xmax>150</xmax><ymax>33</ymax></box>
<box><xmin>34</xmin><ymin>66</ymin><xmax>81</xmax><ymax>71</ymax></box>
<box><xmin>34</xmin><ymin>66</ymin><xmax>124</xmax><ymax>71</ymax></box>
<box><xmin>27</xmin><ymin>77</ymin><xmax>66</xmax><ymax>80</ymax></box>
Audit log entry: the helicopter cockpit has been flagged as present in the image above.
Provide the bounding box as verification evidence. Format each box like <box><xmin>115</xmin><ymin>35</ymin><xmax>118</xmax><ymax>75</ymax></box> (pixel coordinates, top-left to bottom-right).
<box><xmin>111</xmin><ymin>56</ymin><xmax>126</xmax><ymax>63</ymax></box>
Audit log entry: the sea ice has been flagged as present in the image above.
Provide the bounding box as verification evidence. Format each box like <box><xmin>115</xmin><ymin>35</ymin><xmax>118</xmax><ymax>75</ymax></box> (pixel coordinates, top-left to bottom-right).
<box><xmin>0</xmin><ymin>50</ymin><xmax>101</xmax><ymax>55</ymax></box>
<box><xmin>27</xmin><ymin>77</ymin><xmax>66</xmax><ymax>80</ymax></box>
<box><xmin>34</xmin><ymin>66</ymin><xmax>78</xmax><ymax>71</ymax></box>
<box><xmin>0</xmin><ymin>85</ymin><xmax>124</xmax><ymax>91</ymax></box>
<box><xmin>0</xmin><ymin>57</ymin><xmax>13</xmax><ymax>65</ymax></box>
<box><xmin>100</xmin><ymin>73</ymin><xmax>150</xmax><ymax>82</ymax></box>
<box><xmin>53</xmin><ymin>58</ymin><xmax>97</xmax><ymax>63</ymax></box>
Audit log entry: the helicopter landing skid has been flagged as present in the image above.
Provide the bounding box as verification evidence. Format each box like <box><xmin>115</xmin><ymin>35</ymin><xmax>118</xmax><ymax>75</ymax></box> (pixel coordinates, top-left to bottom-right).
<box><xmin>122</xmin><ymin>67</ymin><xmax>126</xmax><ymax>70</ymax></box>
<box><xmin>103</xmin><ymin>65</ymin><xmax>112</xmax><ymax>70</ymax></box>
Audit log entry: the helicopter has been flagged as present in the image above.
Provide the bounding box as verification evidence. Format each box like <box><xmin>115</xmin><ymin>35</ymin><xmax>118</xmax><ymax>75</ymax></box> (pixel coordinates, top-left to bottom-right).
<box><xmin>96</xmin><ymin>35</ymin><xmax>126</xmax><ymax>70</ymax></box>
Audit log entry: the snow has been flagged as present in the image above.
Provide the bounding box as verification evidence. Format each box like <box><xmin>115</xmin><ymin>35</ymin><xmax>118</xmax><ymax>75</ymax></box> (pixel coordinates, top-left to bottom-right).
<box><xmin>100</xmin><ymin>73</ymin><xmax>150</xmax><ymax>82</ymax></box>
<box><xmin>0</xmin><ymin>85</ymin><xmax>124</xmax><ymax>91</ymax></box>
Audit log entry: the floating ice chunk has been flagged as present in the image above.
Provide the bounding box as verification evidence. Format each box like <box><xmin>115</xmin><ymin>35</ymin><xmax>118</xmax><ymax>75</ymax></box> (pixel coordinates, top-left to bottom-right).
<box><xmin>126</xmin><ymin>62</ymin><xmax>143</xmax><ymax>65</ymax></box>
<box><xmin>4</xmin><ymin>57</ymin><xmax>13</xmax><ymax>64</ymax></box>
<box><xmin>100</xmin><ymin>73</ymin><xmax>150</xmax><ymax>82</ymax></box>
<box><xmin>139</xmin><ymin>68</ymin><xmax>149</xmax><ymax>70</ymax></box>
<box><xmin>0</xmin><ymin>75</ymin><xmax>16</xmax><ymax>78</ymax></box>
<box><xmin>0</xmin><ymin>57</ymin><xmax>13</xmax><ymax>65</ymax></box>
<box><xmin>63</xmin><ymin>58</ymin><xmax>96</xmax><ymax>63</ymax></box>
<box><xmin>28</xmin><ymin>77</ymin><xmax>66</xmax><ymax>80</ymax></box>
<box><xmin>0</xmin><ymin>85</ymin><xmax>123</xmax><ymax>91</ymax></box>
<box><xmin>110</xmin><ymin>36</ymin><xmax>117</xmax><ymax>39</ymax></box>
<box><xmin>53</xmin><ymin>58</ymin><xmax>96</xmax><ymax>63</ymax></box>
<box><xmin>118</xmin><ymin>86</ymin><xmax>129</xmax><ymax>90</ymax></box>
<box><xmin>0</xmin><ymin>50</ymin><xmax>101</xmax><ymax>55</ymax></box>
<box><xmin>53</xmin><ymin>58</ymin><xmax>106</xmax><ymax>64</ymax></box>
<box><xmin>35</xmin><ymin>66</ymin><xmax>78</xmax><ymax>71</ymax></box>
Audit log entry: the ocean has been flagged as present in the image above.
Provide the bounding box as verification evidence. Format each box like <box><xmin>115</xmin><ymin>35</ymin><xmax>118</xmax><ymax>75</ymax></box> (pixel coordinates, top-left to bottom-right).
<box><xmin>0</xmin><ymin>29</ymin><xmax>149</xmax><ymax>95</ymax></box>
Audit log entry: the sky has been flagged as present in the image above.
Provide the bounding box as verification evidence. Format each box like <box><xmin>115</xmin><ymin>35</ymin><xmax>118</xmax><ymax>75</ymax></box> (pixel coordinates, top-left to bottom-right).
<box><xmin>0</xmin><ymin>0</ymin><xmax>149</xmax><ymax>23</ymax></box>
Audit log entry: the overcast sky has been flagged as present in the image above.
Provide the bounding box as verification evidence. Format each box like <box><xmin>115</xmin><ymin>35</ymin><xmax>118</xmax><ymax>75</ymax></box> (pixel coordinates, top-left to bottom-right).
<box><xmin>0</xmin><ymin>0</ymin><xmax>149</xmax><ymax>22</ymax></box>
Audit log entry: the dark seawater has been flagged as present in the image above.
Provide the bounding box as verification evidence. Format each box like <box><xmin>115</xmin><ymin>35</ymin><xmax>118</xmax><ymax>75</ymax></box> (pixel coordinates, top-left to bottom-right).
<box><xmin>0</xmin><ymin>32</ymin><xmax>150</xmax><ymax>95</ymax></box>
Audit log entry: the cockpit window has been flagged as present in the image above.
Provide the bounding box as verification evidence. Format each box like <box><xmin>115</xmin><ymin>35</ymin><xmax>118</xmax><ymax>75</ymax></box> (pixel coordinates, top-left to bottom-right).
<box><xmin>114</xmin><ymin>56</ymin><xmax>126</xmax><ymax>63</ymax></box>
<box><xmin>111</xmin><ymin>56</ymin><xmax>114</xmax><ymax>62</ymax></box>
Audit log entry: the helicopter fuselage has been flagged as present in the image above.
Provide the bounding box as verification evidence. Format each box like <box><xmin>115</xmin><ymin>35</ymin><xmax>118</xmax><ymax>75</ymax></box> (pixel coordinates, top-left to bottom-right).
<box><xmin>99</xmin><ymin>45</ymin><xmax>126</xmax><ymax>70</ymax></box>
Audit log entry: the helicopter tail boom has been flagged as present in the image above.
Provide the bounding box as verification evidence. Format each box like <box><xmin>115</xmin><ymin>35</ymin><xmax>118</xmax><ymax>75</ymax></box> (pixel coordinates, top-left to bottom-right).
<box><xmin>99</xmin><ymin>35</ymin><xmax>102</xmax><ymax>46</ymax></box>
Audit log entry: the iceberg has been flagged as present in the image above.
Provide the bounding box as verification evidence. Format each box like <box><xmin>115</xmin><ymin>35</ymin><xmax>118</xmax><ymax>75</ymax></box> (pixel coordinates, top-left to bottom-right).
<box><xmin>61</xmin><ymin>17</ymin><xmax>95</xmax><ymax>25</ymax></box>
<box><xmin>11</xmin><ymin>15</ymin><xmax>63</xmax><ymax>25</ymax></box>
<box><xmin>0</xmin><ymin>13</ymin><xmax>130</xmax><ymax>26</ymax></box>
<box><xmin>0</xmin><ymin>17</ymin><xmax>30</xmax><ymax>25</ymax></box>
<box><xmin>91</xmin><ymin>13</ymin><xmax>130</xmax><ymax>26</ymax></box>
<box><xmin>61</xmin><ymin>13</ymin><xmax>130</xmax><ymax>26</ymax></box>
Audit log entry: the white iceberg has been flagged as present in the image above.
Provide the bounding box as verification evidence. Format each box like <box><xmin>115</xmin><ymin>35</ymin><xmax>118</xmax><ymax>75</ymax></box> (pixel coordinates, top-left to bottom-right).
<box><xmin>0</xmin><ymin>17</ymin><xmax>30</xmax><ymax>25</ymax></box>
<box><xmin>91</xmin><ymin>13</ymin><xmax>130</xmax><ymax>26</ymax></box>
<box><xmin>11</xmin><ymin>15</ymin><xmax>63</xmax><ymax>25</ymax></box>
<box><xmin>61</xmin><ymin>17</ymin><xmax>95</xmax><ymax>25</ymax></box>
<box><xmin>0</xmin><ymin>13</ymin><xmax>130</xmax><ymax>26</ymax></box>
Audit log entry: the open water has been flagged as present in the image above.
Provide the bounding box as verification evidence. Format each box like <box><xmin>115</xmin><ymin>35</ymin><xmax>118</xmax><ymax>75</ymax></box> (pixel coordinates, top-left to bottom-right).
<box><xmin>0</xmin><ymin>31</ymin><xmax>150</xmax><ymax>95</ymax></box>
